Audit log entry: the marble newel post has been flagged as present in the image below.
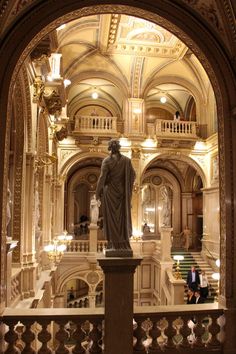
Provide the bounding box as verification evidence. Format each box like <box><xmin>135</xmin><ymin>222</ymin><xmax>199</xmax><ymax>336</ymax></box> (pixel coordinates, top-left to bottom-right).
<box><xmin>160</xmin><ymin>227</ymin><xmax>173</xmax><ymax>261</ymax></box>
<box><xmin>98</xmin><ymin>257</ymin><xmax>142</xmax><ymax>354</ymax></box>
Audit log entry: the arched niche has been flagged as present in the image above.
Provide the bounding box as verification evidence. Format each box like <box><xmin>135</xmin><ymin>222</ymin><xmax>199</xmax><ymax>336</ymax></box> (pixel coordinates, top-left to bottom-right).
<box><xmin>66</xmin><ymin>166</ymin><xmax>101</xmax><ymax>234</ymax></box>
<box><xmin>141</xmin><ymin>167</ymin><xmax>181</xmax><ymax>236</ymax></box>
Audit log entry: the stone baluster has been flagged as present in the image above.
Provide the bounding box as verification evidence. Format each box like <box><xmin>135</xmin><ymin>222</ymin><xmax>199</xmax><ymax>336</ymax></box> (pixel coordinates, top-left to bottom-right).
<box><xmin>38</xmin><ymin>320</ymin><xmax>52</xmax><ymax>354</ymax></box>
<box><xmin>55</xmin><ymin>321</ymin><xmax>69</xmax><ymax>354</ymax></box>
<box><xmin>148</xmin><ymin>320</ymin><xmax>161</xmax><ymax>353</ymax></box>
<box><xmin>179</xmin><ymin>317</ymin><xmax>191</xmax><ymax>348</ymax></box>
<box><xmin>4</xmin><ymin>321</ymin><xmax>19</xmax><ymax>354</ymax></box>
<box><xmin>208</xmin><ymin>313</ymin><xmax>221</xmax><ymax>348</ymax></box>
<box><xmin>193</xmin><ymin>314</ymin><xmax>205</xmax><ymax>347</ymax></box>
<box><xmin>165</xmin><ymin>316</ymin><xmax>176</xmax><ymax>349</ymax></box>
<box><xmin>71</xmin><ymin>321</ymin><xmax>86</xmax><ymax>354</ymax></box>
<box><xmin>88</xmin><ymin>321</ymin><xmax>102</xmax><ymax>353</ymax></box>
<box><xmin>21</xmin><ymin>321</ymin><xmax>36</xmax><ymax>354</ymax></box>
<box><xmin>133</xmin><ymin>319</ymin><xmax>146</xmax><ymax>353</ymax></box>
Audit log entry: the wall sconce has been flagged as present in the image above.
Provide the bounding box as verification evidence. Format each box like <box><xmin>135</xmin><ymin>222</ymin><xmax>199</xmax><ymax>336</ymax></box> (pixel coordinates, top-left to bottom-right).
<box><xmin>173</xmin><ymin>255</ymin><xmax>184</xmax><ymax>279</ymax></box>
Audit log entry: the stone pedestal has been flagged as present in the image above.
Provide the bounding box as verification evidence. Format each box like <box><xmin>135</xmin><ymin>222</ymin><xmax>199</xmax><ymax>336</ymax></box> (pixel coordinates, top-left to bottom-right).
<box><xmin>160</xmin><ymin>227</ymin><xmax>173</xmax><ymax>261</ymax></box>
<box><xmin>98</xmin><ymin>256</ymin><xmax>142</xmax><ymax>354</ymax></box>
<box><xmin>89</xmin><ymin>225</ymin><xmax>98</xmax><ymax>252</ymax></box>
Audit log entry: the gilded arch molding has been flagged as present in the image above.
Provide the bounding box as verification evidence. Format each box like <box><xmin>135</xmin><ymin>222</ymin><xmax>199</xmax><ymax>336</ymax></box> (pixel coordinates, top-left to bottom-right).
<box><xmin>0</xmin><ymin>1</ymin><xmax>236</xmax><ymax>306</ymax></box>
<box><xmin>59</xmin><ymin>150</ymin><xmax>107</xmax><ymax>177</ymax></box>
<box><xmin>141</xmin><ymin>152</ymin><xmax>207</xmax><ymax>189</ymax></box>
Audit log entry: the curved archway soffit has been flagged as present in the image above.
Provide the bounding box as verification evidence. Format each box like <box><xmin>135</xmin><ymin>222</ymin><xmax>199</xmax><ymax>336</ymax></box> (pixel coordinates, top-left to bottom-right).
<box><xmin>143</xmin><ymin>75</ymin><xmax>204</xmax><ymax>104</ymax></box>
<box><xmin>59</xmin><ymin>150</ymin><xmax>107</xmax><ymax>177</ymax></box>
<box><xmin>142</xmin><ymin>152</ymin><xmax>206</xmax><ymax>188</ymax></box>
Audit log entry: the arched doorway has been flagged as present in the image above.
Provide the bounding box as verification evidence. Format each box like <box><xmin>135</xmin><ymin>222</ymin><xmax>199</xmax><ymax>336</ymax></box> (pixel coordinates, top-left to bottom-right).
<box><xmin>0</xmin><ymin>1</ymin><xmax>235</xmax><ymax>316</ymax></box>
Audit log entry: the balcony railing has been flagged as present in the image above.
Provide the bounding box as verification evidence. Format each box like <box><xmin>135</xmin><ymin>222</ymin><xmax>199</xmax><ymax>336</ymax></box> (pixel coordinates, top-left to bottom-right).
<box><xmin>1</xmin><ymin>305</ymin><xmax>224</xmax><ymax>353</ymax></box>
<box><xmin>156</xmin><ymin>119</ymin><xmax>198</xmax><ymax>138</ymax></box>
<box><xmin>74</xmin><ymin>115</ymin><xmax>117</xmax><ymax>134</ymax></box>
<box><xmin>65</xmin><ymin>240</ymin><xmax>107</xmax><ymax>253</ymax></box>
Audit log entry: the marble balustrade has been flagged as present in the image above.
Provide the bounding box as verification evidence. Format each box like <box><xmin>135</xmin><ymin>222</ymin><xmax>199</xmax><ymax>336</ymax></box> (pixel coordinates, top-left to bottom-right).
<box><xmin>1</xmin><ymin>305</ymin><xmax>224</xmax><ymax>353</ymax></box>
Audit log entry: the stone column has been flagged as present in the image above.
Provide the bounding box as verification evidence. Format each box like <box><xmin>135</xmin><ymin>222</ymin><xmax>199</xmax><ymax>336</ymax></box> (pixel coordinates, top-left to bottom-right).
<box><xmin>21</xmin><ymin>153</ymin><xmax>37</xmax><ymax>297</ymax></box>
<box><xmin>98</xmin><ymin>257</ymin><xmax>142</xmax><ymax>354</ymax></box>
<box><xmin>42</xmin><ymin>173</ymin><xmax>52</xmax><ymax>243</ymax></box>
<box><xmin>160</xmin><ymin>227</ymin><xmax>173</xmax><ymax>261</ymax></box>
<box><xmin>53</xmin><ymin>181</ymin><xmax>65</xmax><ymax>236</ymax></box>
<box><xmin>181</xmin><ymin>192</ymin><xmax>193</xmax><ymax>230</ymax></box>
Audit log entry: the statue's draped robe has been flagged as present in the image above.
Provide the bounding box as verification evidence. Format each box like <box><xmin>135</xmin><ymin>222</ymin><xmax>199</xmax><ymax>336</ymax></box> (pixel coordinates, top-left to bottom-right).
<box><xmin>96</xmin><ymin>153</ymin><xmax>135</xmax><ymax>249</ymax></box>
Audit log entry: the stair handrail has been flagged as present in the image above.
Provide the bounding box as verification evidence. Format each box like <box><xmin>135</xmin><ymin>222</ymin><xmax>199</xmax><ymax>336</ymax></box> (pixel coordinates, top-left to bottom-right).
<box><xmin>199</xmin><ymin>236</ymin><xmax>217</xmax><ymax>260</ymax></box>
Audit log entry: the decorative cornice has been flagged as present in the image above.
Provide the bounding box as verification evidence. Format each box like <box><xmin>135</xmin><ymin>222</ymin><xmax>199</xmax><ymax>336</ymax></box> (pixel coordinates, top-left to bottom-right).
<box><xmin>107</xmin><ymin>13</ymin><xmax>121</xmax><ymax>47</ymax></box>
<box><xmin>108</xmin><ymin>40</ymin><xmax>185</xmax><ymax>58</ymax></box>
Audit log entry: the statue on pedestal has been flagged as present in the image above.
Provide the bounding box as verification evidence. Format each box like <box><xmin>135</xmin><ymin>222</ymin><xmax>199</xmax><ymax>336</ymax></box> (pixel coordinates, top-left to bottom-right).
<box><xmin>90</xmin><ymin>194</ymin><xmax>101</xmax><ymax>225</ymax></box>
<box><xmin>160</xmin><ymin>185</ymin><xmax>172</xmax><ymax>227</ymax></box>
<box><xmin>96</xmin><ymin>139</ymin><xmax>136</xmax><ymax>256</ymax></box>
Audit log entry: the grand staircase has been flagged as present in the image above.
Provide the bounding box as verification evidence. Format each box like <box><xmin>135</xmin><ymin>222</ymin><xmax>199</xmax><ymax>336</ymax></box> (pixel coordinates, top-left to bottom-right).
<box><xmin>171</xmin><ymin>250</ymin><xmax>218</xmax><ymax>303</ymax></box>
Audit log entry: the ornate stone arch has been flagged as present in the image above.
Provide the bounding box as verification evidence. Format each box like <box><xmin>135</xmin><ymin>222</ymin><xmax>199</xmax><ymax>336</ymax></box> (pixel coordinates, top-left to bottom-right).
<box><xmin>141</xmin><ymin>152</ymin><xmax>207</xmax><ymax>189</ymax></box>
<box><xmin>56</xmin><ymin>264</ymin><xmax>103</xmax><ymax>295</ymax></box>
<box><xmin>143</xmin><ymin>75</ymin><xmax>204</xmax><ymax>122</ymax></box>
<box><xmin>59</xmin><ymin>151</ymin><xmax>107</xmax><ymax>177</ymax></box>
<box><xmin>0</xmin><ymin>0</ymin><xmax>235</xmax><ymax>308</ymax></box>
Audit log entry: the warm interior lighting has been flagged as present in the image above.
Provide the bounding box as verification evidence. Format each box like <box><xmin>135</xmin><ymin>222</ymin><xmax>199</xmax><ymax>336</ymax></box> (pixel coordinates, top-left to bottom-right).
<box><xmin>133</xmin><ymin>108</ymin><xmax>142</xmax><ymax>114</ymax></box>
<box><xmin>132</xmin><ymin>229</ymin><xmax>143</xmax><ymax>241</ymax></box>
<box><xmin>160</xmin><ymin>96</ymin><xmax>167</xmax><ymax>103</ymax></box>
<box><xmin>119</xmin><ymin>137</ymin><xmax>131</xmax><ymax>147</ymax></box>
<box><xmin>57</xmin><ymin>230</ymin><xmax>73</xmax><ymax>241</ymax></box>
<box><xmin>44</xmin><ymin>230</ymin><xmax>73</xmax><ymax>263</ymax></box>
<box><xmin>145</xmin><ymin>207</ymin><xmax>155</xmax><ymax>212</ymax></box>
<box><xmin>216</xmin><ymin>259</ymin><xmax>220</xmax><ymax>267</ymax></box>
<box><xmin>91</xmin><ymin>91</ymin><xmax>98</xmax><ymax>99</ymax></box>
<box><xmin>173</xmin><ymin>255</ymin><xmax>184</xmax><ymax>279</ymax></box>
<box><xmin>64</xmin><ymin>79</ymin><xmax>71</xmax><ymax>87</ymax></box>
<box><xmin>142</xmin><ymin>138</ymin><xmax>156</xmax><ymax>148</ymax></box>
<box><xmin>57</xmin><ymin>24</ymin><xmax>66</xmax><ymax>31</ymax></box>
<box><xmin>212</xmin><ymin>272</ymin><xmax>220</xmax><ymax>280</ymax></box>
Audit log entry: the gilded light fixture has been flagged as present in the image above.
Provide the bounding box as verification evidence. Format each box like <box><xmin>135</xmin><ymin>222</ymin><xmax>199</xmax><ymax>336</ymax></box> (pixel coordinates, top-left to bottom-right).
<box><xmin>44</xmin><ymin>230</ymin><xmax>73</xmax><ymax>263</ymax></box>
<box><xmin>173</xmin><ymin>255</ymin><xmax>184</xmax><ymax>279</ymax></box>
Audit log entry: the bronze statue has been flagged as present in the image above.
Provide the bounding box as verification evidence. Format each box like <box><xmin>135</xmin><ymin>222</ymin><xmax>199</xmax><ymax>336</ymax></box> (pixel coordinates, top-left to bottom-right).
<box><xmin>96</xmin><ymin>139</ymin><xmax>136</xmax><ymax>256</ymax></box>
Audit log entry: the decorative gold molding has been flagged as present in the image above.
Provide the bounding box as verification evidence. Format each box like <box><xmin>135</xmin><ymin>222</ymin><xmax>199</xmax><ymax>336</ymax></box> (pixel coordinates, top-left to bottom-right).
<box><xmin>12</xmin><ymin>72</ymin><xmax>25</xmax><ymax>263</ymax></box>
<box><xmin>107</xmin><ymin>13</ymin><xmax>121</xmax><ymax>47</ymax></box>
<box><xmin>131</xmin><ymin>57</ymin><xmax>144</xmax><ymax>98</ymax></box>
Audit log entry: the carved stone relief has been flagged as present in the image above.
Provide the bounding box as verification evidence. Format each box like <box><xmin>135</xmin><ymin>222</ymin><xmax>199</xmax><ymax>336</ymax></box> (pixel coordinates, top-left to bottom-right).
<box><xmin>12</xmin><ymin>73</ymin><xmax>25</xmax><ymax>263</ymax></box>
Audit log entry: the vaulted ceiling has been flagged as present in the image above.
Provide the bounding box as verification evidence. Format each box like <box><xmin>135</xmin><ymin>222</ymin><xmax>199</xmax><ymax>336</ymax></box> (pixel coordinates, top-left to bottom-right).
<box><xmin>50</xmin><ymin>14</ymin><xmax>214</xmax><ymax>123</ymax></box>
